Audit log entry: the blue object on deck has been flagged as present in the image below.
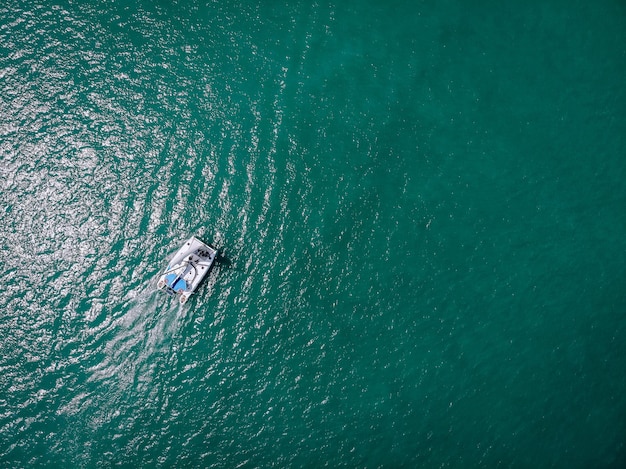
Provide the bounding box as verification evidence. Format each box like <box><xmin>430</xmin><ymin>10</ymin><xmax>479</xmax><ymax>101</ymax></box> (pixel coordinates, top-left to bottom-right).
<box><xmin>165</xmin><ymin>273</ymin><xmax>187</xmax><ymax>292</ymax></box>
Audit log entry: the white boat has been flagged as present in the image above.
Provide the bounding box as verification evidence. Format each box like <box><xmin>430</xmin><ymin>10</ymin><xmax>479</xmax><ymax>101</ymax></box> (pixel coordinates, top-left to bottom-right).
<box><xmin>157</xmin><ymin>236</ymin><xmax>218</xmax><ymax>304</ymax></box>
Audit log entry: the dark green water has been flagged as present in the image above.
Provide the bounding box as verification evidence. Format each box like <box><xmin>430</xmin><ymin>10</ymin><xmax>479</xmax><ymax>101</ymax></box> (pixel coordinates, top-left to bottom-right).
<box><xmin>1</xmin><ymin>0</ymin><xmax>625</xmax><ymax>467</ymax></box>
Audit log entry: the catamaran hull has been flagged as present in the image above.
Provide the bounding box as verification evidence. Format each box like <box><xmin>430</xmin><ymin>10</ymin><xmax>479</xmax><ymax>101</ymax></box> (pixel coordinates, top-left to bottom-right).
<box><xmin>157</xmin><ymin>236</ymin><xmax>217</xmax><ymax>304</ymax></box>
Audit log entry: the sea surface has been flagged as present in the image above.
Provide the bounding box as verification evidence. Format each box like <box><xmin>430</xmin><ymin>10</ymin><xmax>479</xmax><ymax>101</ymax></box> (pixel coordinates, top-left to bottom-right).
<box><xmin>1</xmin><ymin>0</ymin><xmax>625</xmax><ymax>467</ymax></box>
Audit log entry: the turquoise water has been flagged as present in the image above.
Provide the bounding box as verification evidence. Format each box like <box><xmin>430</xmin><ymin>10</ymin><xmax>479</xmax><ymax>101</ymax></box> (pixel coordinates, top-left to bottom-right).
<box><xmin>1</xmin><ymin>0</ymin><xmax>625</xmax><ymax>466</ymax></box>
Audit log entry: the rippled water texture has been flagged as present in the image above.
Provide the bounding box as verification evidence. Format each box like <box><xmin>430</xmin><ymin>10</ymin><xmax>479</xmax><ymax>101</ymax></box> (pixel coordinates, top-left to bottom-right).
<box><xmin>2</xmin><ymin>0</ymin><xmax>626</xmax><ymax>467</ymax></box>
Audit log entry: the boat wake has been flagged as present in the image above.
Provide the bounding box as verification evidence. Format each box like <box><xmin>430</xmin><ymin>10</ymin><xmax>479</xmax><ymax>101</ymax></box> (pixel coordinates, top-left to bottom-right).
<box><xmin>81</xmin><ymin>281</ymin><xmax>190</xmax><ymax>427</ymax></box>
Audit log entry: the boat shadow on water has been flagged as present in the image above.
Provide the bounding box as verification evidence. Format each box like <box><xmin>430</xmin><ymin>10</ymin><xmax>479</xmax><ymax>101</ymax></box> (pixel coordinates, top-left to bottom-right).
<box><xmin>215</xmin><ymin>251</ymin><xmax>232</xmax><ymax>269</ymax></box>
